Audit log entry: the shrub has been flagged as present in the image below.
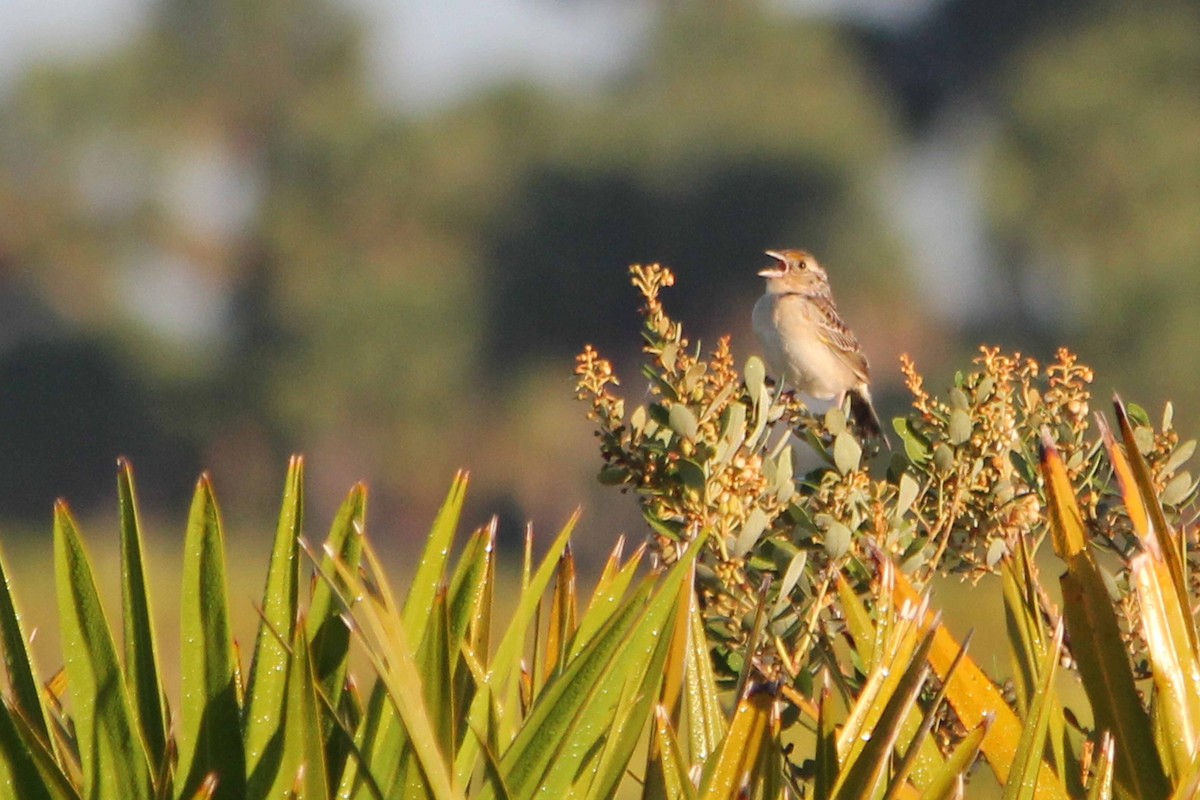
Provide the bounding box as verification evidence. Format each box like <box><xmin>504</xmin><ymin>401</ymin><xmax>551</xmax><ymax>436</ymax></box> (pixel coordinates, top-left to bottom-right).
<box><xmin>575</xmin><ymin>264</ymin><xmax>1200</xmax><ymax>798</ymax></box>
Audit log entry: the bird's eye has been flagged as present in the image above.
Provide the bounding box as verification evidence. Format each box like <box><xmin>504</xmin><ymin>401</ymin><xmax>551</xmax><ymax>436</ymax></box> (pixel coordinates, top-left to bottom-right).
<box><xmin>797</xmin><ymin>260</ymin><xmax>807</xmax><ymax>270</ymax></box>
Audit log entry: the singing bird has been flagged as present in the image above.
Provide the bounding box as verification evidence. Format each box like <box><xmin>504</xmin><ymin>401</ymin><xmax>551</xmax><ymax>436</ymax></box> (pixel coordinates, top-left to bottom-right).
<box><xmin>752</xmin><ymin>248</ymin><xmax>885</xmax><ymax>442</ymax></box>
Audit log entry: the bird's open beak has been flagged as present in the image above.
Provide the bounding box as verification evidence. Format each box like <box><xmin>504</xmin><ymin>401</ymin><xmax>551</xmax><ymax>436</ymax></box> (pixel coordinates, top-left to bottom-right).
<box><xmin>758</xmin><ymin>250</ymin><xmax>787</xmax><ymax>278</ymax></box>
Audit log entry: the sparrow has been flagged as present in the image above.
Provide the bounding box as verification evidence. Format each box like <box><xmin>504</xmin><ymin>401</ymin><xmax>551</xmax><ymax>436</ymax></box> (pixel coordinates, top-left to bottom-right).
<box><xmin>752</xmin><ymin>249</ymin><xmax>886</xmax><ymax>442</ymax></box>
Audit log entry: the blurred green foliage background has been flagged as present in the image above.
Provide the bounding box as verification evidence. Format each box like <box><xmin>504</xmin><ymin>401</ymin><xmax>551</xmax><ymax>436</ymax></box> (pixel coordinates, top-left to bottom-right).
<box><xmin>0</xmin><ymin>0</ymin><xmax>1196</xmax><ymax>554</ymax></box>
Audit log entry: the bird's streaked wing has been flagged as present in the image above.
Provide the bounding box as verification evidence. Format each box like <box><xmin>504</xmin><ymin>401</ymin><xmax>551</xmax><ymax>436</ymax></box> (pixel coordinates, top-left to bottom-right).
<box><xmin>811</xmin><ymin>297</ymin><xmax>870</xmax><ymax>382</ymax></box>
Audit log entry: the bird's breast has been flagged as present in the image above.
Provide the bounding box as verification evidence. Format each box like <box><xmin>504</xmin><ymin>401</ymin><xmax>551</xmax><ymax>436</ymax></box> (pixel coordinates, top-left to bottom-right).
<box><xmin>752</xmin><ymin>293</ymin><xmax>857</xmax><ymax>399</ymax></box>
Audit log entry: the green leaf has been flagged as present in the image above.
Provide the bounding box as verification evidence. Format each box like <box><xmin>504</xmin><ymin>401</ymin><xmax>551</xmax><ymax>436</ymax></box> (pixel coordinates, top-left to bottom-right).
<box><xmin>814</xmin><ymin>680</ymin><xmax>836</xmax><ymax>800</ymax></box>
<box><xmin>453</xmin><ymin>646</ymin><xmax>508</xmax><ymax>800</ymax></box>
<box><xmin>1108</xmin><ymin>402</ymin><xmax>1193</xmax><ymax>648</ymax></box>
<box><xmin>772</xmin><ymin>551</ymin><xmax>808</xmax><ymax>617</ymax></box>
<box><xmin>264</xmin><ymin>621</ymin><xmax>328</xmax><ymax>800</ymax></box>
<box><xmin>452</xmin><ymin>514</ymin><xmax>576</xmax><ymax>784</ymax></box>
<box><xmin>417</xmin><ymin>587</ymin><xmax>456</xmax><ymax>769</ymax></box>
<box><xmin>1166</xmin><ymin>750</ymin><xmax>1200</xmax><ymax>800</ymax></box>
<box><xmin>668</xmin><ymin>404</ymin><xmax>699</xmax><ymax>441</ymax></box>
<box><xmin>747</xmin><ymin>385</ymin><xmax>772</xmax><ymax>450</ymax></box>
<box><xmin>0</xmin><ymin>544</ymin><xmax>52</xmax><ymax>748</ymax></box>
<box><xmin>1161</xmin><ymin>471</ymin><xmax>1192</xmax><ymax>506</ymax></box>
<box><xmin>895</xmin><ymin>473</ymin><xmax>920</xmax><ymax>518</ymax></box>
<box><xmin>698</xmin><ymin>688</ymin><xmax>774</xmax><ymax>800</ymax></box>
<box><xmin>675</xmin><ymin>458</ymin><xmax>707</xmax><ymax>492</ymax></box>
<box><xmin>54</xmin><ymin>502</ymin><xmax>154</xmax><ymax>800</ymax></box>
<box><xmin>1002</xmin><ymin>539</ymin><xmax>1078</xmax><ymax>792</ymax></box>
<box><xmin>447</xmin><ymin>519</ymin><xmax>497</xmax><ymax>682</ymax></box>
<box><xmin>1044</xmin><ymin>428</ymin><xmax>1170</xmax><ymax>798</ymax></box>
<box><xmin>1126</xmin><ymin>402</ymin><xmax>1151</xmax><ymax>427</ymax></box>
<box><xmin>630</xmin><ymin>405</ymin><xmax>648</xmax><ymax>434</ymax></box>
<box><xmin>573</xmin><ymin>540</ymin><xmax>645</xmax><ymax>659</ymax></box>
<box><xmin>646</xmin><ymin>706</ymin><xmax>695</xmax><ymax>800</ymax></box>
<box><xmin>1162</xmin><ymin>439</ymin><xmax>1196</xmax><ymax>476</ymax></box>
<box><xmin>825</xmin><ymin>406</ymin><xmax>848</xmax><ymax>436</ymax></box>
<box><xmin>683</xmin><ymin>363</ymin><xmax>707</xmax><ymax>394</ymax></box>
<box><xmin>0</xmin><ymin>697</ymin><xmax>58</xmax><ymax>800</ymax></box>
<box><xmin>598</xmin><ymin>466</ymin><xmax>628</xmax><ymax>485</ymax></box>
<box><xmin>948</xmin><ymin>409</ymin><xmax>972</xmax><ymax>445</ymax></box>
<box><xmin>933</xmin><ymin>444</ymin><xmax>954</xmax><ymax>474</ymax></box>
<box><xmin>832</xmin><ymin>625</ymin><xmax>936</xmax><ymax>799</ymax></box>
<box><xmin>489</xmin><ymin>536</ymin><xmax>703</xmax><ymax>800</ymax></box>
<box><xmin>744</xmin><ymin>357</ymin><xmax>766</xmax><ymax>398</ymax></box>
<box><xmin>116</xmin><ymin>459</ymin><xmax>168</xmax><ymax>775</ymax></box>
<box><xmin>1131</xmin><ymin>548</ymin><xmax>1200</xmax><ymax>783</ymax></box>
<box><xmin>542</xmin><ymin>543</ymin><xmax>578</xmax><ymax>685</ymax></box>
<box><xmin>893</xmin><ymin>418</ymin><xmax>931</xmax><ymax>465</ymax></box>
<box><xmin>654</xmin><ymin>570</ymin><xmax>692</xmax><ymax>723</ymax></box>
<box><xmin>886</xmin><ymin>630</ymin><xmax>973</xmax><ymax>797</ymax></box>
<box><xmin>1085</xmin><ymin>737</ymin><xmax>1115</xmax><ymax>800</ymax></box>
<box><xmin>717</xmin><ymin>404</ymin><xmax>747</xmax><ymax>466</ymax></box>
<box><xmin>1003</xmin><ymin>624</ymin><xmax>1064</xmax><ymax>800</ymax></box>
<box><xmin>837</xmin><ymin>569</ymin><xmax>928</xmax><ymax>789</ymax></box>
<box><xmin>893</xmin><ymin>570</ymin><xmax>1069</xmax><ymax>795</ymax></box>
<box><xmin>833</xmin><ymin>432</ymin><xmax>861</xmax><ymax>475</ymax></box>
<box><xmin>820</xmin><ymin>517</ymin><xmax>852</xmax><ymax>559</ymax></box>
<box><xmin>918</xmin><ymin>721</ymin><xmax>988</xmax><ymax>800</ymax></box>
<box><xmin>306</xmin><ymin>483</ymin><xmax>367</xmax><ymax>709</ymax></box>
<box><xmin>774</xmin><ymin>446</ymin><xmax>795</xmax><ymax>502</ymax></box>
<box><xmin>334</xmin><ymin>679</ymin><xmax>393</xmax><ymax>800</ymax></box>
<box><xmin>402</xmin><ymin>473</ymin><xmax>468</xmax><ymax>646</ymax></box>
<box><xmin>330</xmin><ymin>534</ymin><xmax>461</xmax><ymax>800</ymax></box>
<box><xmin>584</xmin><ymin>565</ymin><xmax>698</xmax><ymax>799</ymax></box>
<box><xmin>244</xmin><ymin>456</ymin><xmax>305</xmax><ymax>797</ymax></box>
<box><xmin>836</xmin><ymin>575</ymin><xmax>876</xmax><ymax>672</ymax></box>
<box><xmin>986</xmin><ymin>538</ymin><xmax>1008</xmax><ymax>568</ymax></box>
<box><xmin>683</xmin><ymin>593</ymin><xmax>726</xmax><ymax>762</ymax></box>
<box><xmin>176</xmin><ymin>477</ymin><xmax>246</xmax><ymax>800</ymax></box>
<box><xmin>305</xmin><ymin>485</ymin><xmax>368</xmax><ymax>796</ymax></box>
<box><xmin>1061</xmin><ymin>558</ymin><xmax>1168</xmax><ymax>798</ymax></box>
<box><xmin>732</xmin><ymin>508</ymin><xmax>768</xmax><ymax>558</ymax></box>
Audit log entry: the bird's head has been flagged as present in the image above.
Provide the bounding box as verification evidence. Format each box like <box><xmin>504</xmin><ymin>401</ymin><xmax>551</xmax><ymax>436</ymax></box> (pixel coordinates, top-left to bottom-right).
<box><xmin>759</xmin><ymin>249</ymin><xmax>827</xmax><ymax>293</ymax></box>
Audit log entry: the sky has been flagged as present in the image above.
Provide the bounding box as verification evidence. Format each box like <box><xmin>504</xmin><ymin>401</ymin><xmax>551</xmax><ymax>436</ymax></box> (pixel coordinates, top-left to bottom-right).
<box><xmin>0</xmin><ymin>0</ymin><xmax>145</xmax><ymax>90</ymax></box>
<box><xmin>1</xmin><ymin>0</ymin><xmax>941</xmax><ymax>108</ymax></box>
<box><xmin>0</xmin><ymin>0</ymin><xmax>654</xmax><ymax>109</ymax></box>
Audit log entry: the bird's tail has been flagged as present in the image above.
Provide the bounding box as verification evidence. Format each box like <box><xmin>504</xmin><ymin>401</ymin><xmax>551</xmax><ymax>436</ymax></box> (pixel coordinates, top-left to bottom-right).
<box><xmin>849</xmin><ymin>387</ymin><xmax>890</xmax><ymax>450</ymax></box>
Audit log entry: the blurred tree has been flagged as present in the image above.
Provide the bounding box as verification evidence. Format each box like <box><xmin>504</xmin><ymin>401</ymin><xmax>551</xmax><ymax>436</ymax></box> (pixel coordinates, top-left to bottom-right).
<box><xmin>0</xmin><ymin>0</ymin><xmax>915</xmax><ymax>537</ymax></box>
<box><xmin>465</xmin><ymin>4</ymin><xmax>916</xmax><ymax>537</ymax></box>
<box><xmin>485</xmin><ymin>5</ymin><xmax>911</xmax><ymax>373</ymax></box>
<box><xmin>853</xmin><ymin>0</ymin><xmax>1097</xmax><ymax>131</ymax></box>
<box><xmin>0</xmin><ymin>334</ymin><xmax>196</xmax><ymax>520</ymax></box>
<box><xmin>985</xmin><ymin>1</ymin><xmax>1200</xmax><ymax>413</ymax></box>
<box><xmin>0</xmin><ymin>0</ymin><xmax>485</xmax><ymax>514</ymax></box>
